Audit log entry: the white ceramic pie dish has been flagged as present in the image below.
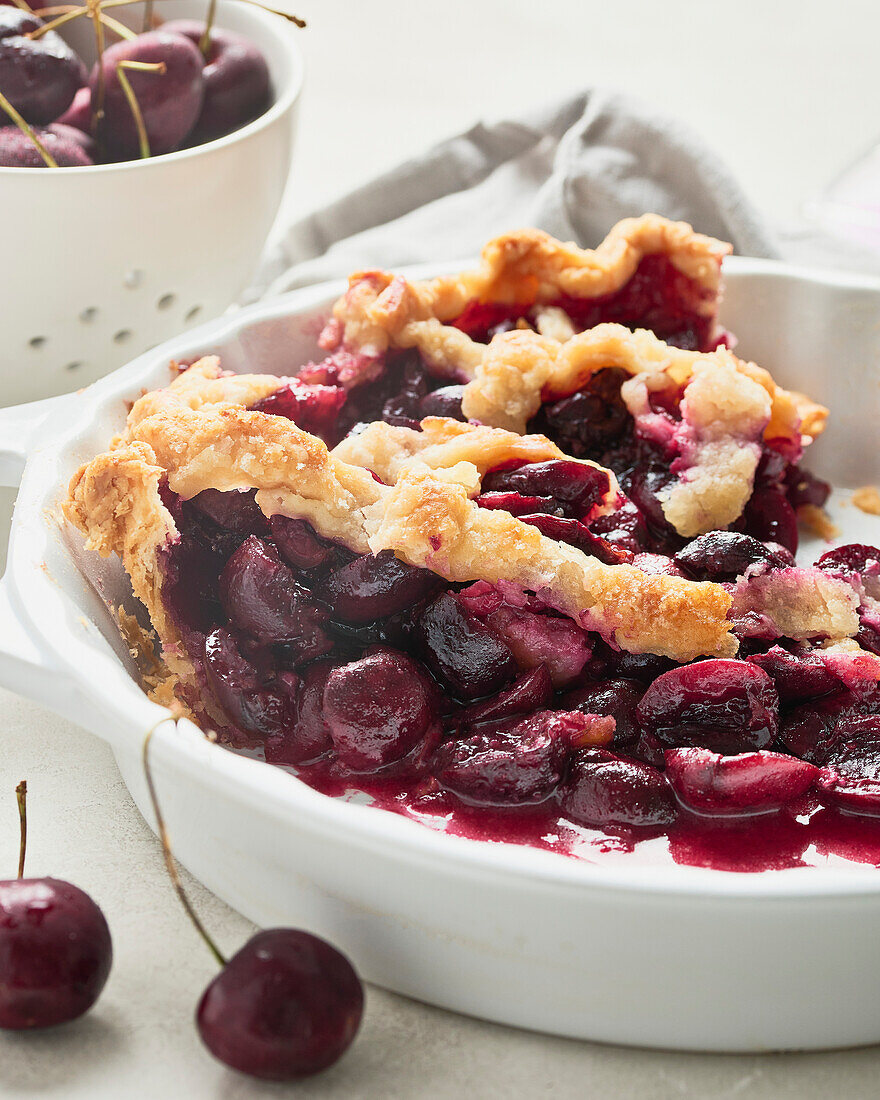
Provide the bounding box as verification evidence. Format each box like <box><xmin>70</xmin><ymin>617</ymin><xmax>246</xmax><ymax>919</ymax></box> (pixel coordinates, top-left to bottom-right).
<box><xmin>2</xmin><ymin>257</ymin><xmax>880</xmax><ymax>1053</ymax></box>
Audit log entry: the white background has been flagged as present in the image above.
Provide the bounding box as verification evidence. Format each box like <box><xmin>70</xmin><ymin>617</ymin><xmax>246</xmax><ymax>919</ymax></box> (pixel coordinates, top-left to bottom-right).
<box><xmin>3</xmin><ymin>1</ymin><xmax>880</xmax><ymax>1096</ymax></box>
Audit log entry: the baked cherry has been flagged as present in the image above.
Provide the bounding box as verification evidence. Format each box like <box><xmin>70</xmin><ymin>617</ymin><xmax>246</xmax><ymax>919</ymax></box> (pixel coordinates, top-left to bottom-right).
<box><xmin>416</xmin><ymin>592</ymin><xmax>517</xmax><ymax>699</ymax></box>
<box><xmin>192</xmin><ymin>487</ymin><xmax>268</xmax><ymax>535</ymax></box>
<box><xmin>432</xmin><ymin>710</ymin><xmax>596</xmax><ymax>806</ymax></box>
<box><xmin>816</xmin><ymin>716</ymin><xmax>880</xmax><ymax>815</ymax></box>
<box><xmin>528</xmin><ymin>369</ymin><xmax>630</xmax><ymax>460</ymax></box>
<box><xmin>318</xmin><ymin>549</ymin><xmax>442</xmax><ymax>624</ymax></box>
<box><xmin>747</xmin><ymin>645</ymin><xmax>841</xmax><ymax>704</ymax></box>
<box><xmin>252</xmin><ymin>380</ymin><xmax>346</xmax><ymax>442</ymax></box>
<box><xmin>673</xmin><ymin>530</ymin><xmax>792</xmax><ymax>581</ymax></box>
<box><xmin>197</xmin><ymin>929</ymin><xmax>363</xmax><ymax>1080</ymax></box>
<box><xmin>515</xmin><ymin>512</ymin><xmax>632</xmax><ymax>565</ymax></box>
<box><xmin>142</xmin><ymin>732</ymin><xmax>363</xmax><ymax>1081</ymax></box>
<box><xmin>816</xmin><ymin>543</ymin><xmax>880</xmax><ymax>576</ymax></box>
<box><xmin>220</xmin><ymin>536</ymin><xmax>330</xmax><ymax>656</ymax></box>
<box><xmin>0</xmin><ymin>123</ymin><xmax>92</xmax><ymax>166</ymax></box>
<box><xmin>482</xmin><ymin>460</ymin><xmax>610</xmax><ymax>520</ymax></box>
<box><xmin>743</xmin><ymin>486</ymin><xmax>798</xmax><ymax>555</ymax></box>
<box><xmin>419</xmin><ymin>385</ymin><xmax>466</xmax><ymax>419</ymax></box>
<box><xmin>204</xmin><ymin>627</ymin><xmax>298</xmax><ymax>737</ymax></box>
<box><xmin>269</xmin><ymin>515</ymin><xmax>339</xmax><ymax>573</ymax></box>
<box><xmin>558</xmin><ymin>748</ymin><xmax>677</xmax><ymax>828</ymax></box>
<box><xmin>636</xmin><ymin>659</ymin><xmax>779</xmax><ymax>753</ymax></box>
<box><xmin>0</xmin><ymin>783</ymin><xmax>112</xmax><ymax>1029</ymax></box>
<box><xmin>476</xmin><ymin>491</ymin><xmax>563</xmax><ymax>517</ymax></box>
<box><xmin>265</xmin><ymin>659</ymin><xmax>334</xmax><ymax>766</ymax></box>
<box><xmin>780</xmin><ymin>686</ymin><xmax>880</xmax><ymax>763</ymax></box>
<box><xmin>91</xmin><ymin>32</ymin><xmax>204</xmax><ymax>160</ymax></box>
<box><xmin>323</xmin><ymin>648</ymin><xmax>437</xmax><ymax>770</ymax></box>
<box><xmin>455</xmin><ymin>665</ymin><xmax>554</xmax><ymax>726</ymax></box>
<box><xmin>481</xmin><ymin>602</ymin><xmax>593</xmax><ymax>687</ymax></box>
<box><xmin>0</xmin><ymin>9</ymin><xmax>86</xmax><ymax>125</ymax></box>
<box><xmin>665</xmin><ymin>748</ymin><xmax>819</xmax><ymax>815</ymax></box>
<box><xmin>559</xmin><ymin>678</ymin><xmax>644</xmax><ymax>749</ymax></box>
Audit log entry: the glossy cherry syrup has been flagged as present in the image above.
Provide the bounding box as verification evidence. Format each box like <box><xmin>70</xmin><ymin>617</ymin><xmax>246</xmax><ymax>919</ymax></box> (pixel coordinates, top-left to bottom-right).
<box><xmin>0</xmin><ymin>783</ymin><xmax>112</xmax><ymax>1029</ymax></box>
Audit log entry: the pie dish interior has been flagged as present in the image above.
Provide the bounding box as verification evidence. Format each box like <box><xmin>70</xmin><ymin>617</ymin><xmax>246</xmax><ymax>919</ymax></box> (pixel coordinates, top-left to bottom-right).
<box><xmin>63</xmin><ymin>217</ymin><xmax>880</xmax><ymax>874</ymax></box>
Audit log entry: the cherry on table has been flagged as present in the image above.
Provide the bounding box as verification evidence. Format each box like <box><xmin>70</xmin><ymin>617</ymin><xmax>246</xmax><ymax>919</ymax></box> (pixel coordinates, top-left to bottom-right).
<box><xmin>0</xmin><ymin>782</ymin><xmax>112</xmax><ymax>1029</ymax></box>
<box><xmin>142</xmin><ymin>729</ymin><xmax>365</xmax><ymax>1080</ymax></box>
<box><xmin>91</xmin><ymin>31</ymin><xmax>204</xmax><ymax>160</ymax></box>
<box><xmin>162</xmin><ymin>20</ymin><xmax>271</xmax><ymax>145</ymax></box>
<box><xmin>0</xmin><ymin>9</ymin><xmax>87</xmax><ymax>126</ymax></box>
<box><xmin>197</xmin><ymin>929</ymin><xmax>364</xmax><ymax>1080</ymax></box>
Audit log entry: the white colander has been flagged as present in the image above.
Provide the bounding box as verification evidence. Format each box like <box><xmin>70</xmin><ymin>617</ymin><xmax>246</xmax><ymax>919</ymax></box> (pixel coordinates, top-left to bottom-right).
<box><xmin>0</xmin><ymin>0</ymin><xmax>302</xmax><ymax>405</ymax></box>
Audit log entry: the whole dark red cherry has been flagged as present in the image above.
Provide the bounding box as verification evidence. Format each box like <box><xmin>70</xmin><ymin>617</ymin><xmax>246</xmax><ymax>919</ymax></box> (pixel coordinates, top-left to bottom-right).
<box><xmin>0</xmin><ymin>783</ymin><xmax>112</xmax><ymax>1029</ymax></box>
<box><xmin>0</xmin><ymin>9</ymin><xmax>87</xmax><ymax>125</ymax></box>
<box><xmin>197</xmin><ymin>929</ymin><xmax>363</xmax><ymax>1081</ymax></box>
<box><xmin>91</xmin><ymin>31</ymin><xmax>204</xmax><ymax>160</ymax></box>
<box><xmin>141</xmin><ymin>732</ymin><xmax>364</xmax><ymax>1081</ymax></box>
<box><xmin>55</xmin><ymin>84</ymin><xmax>90</xmax><ymax>133</ymax></box>
<box><xmin>0</xmin><ymin>124</ymin><xmax>93</xmax><ymax>166</ymax></box>
<box><xmin>636</xmin><ymin>658</ymin><xmax>779</xmax><ymax>754</ymax></box>
<box><xmin>323</xmin><ymin>647</ymin><xmax>436</xmax><ymax>770</ymax></box>
<box><xmin>162</xmin><ymin>20</ymin><xmax>271</xmax><ymax>144</ymax></box>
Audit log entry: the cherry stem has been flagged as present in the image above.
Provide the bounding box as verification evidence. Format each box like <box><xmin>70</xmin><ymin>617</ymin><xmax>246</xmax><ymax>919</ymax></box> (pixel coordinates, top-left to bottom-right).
<box><xmin>0</xmin><ymin>91</ymin><xmax>58</xmax><ymax>167</ymax></box>
<box><xmin>116</xmin><ymin>58</ymin><xmax>163</xmax><ymax>158</ymax></box>
<box><xmin>9</xmin><ymin>0</ymin><xmax>35</xmax><ymax>11</ymax></box>
<box><xmin>26</xmin><ymin>7</ymin><xmax>87</xmax><ymax>39</ymax></box>
<box><xmin>199</xmin><ymin>0</ymin><xmax>217</xmax><ymax>58</ymax></box>
<box><xmin>31</xmin><ymin>0</ymin><xmax>306</xmax><ymax>35</ymax></box>
<box><xmin>143</xmin><ymin>725</ymin><xmax>227</xmax><ymax>968</ymax></box>
<box><xmin>15</xmin><ymin>781</ymin><xmax>27</xmax><ymax>879</ymax></box>
<box><xmin>142</xmin><ymin>0</ymin><xmax>152</xmax><ymax>32</ymax></box>
<box><xmin>89</xmin><ymin>0</ymin><xmax>107</xmax><ymax>139</ymax></box>
<box><xmin>100</xmin><ymin>11</ymin><xmax>136</xmax><ymax>38</ymax></box>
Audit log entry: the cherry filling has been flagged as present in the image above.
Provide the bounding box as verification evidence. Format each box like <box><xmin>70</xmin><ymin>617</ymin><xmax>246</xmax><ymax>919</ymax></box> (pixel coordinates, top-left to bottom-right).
<box><xmin>155</xmin><ymin>475</ymin><xmax>880</xmax><ymax>872</ymax></box>
<box><xmin>450</xmin><ymin>255</ymin><xmax>722</xmax><ymax>351</ymax></box>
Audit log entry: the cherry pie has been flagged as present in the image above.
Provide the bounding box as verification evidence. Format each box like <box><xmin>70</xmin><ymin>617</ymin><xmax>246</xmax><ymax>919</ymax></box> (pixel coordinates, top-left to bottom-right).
<box><xmin>64</xmin><ymin>219</ymin><xmax>880</xmax><ymax>873</ymax></box>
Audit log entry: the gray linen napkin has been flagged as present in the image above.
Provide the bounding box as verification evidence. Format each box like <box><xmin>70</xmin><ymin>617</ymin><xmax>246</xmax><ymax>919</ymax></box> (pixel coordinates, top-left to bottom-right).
<box><xmin>254</xmin><ymin>88</ymin><xmax>779</xmax><ymax>300</ymax></box>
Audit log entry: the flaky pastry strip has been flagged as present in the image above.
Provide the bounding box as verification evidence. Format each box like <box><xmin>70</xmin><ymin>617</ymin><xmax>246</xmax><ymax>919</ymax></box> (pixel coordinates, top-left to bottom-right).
<box><xmin>65</xmin><ymin>363</ymin><xmax>738</xmax><ymax>662</ymax></box>
<box><xmin>327</xmin><ymin>215</ymin><xmax>730</xmax><ymax>357</ymax></box>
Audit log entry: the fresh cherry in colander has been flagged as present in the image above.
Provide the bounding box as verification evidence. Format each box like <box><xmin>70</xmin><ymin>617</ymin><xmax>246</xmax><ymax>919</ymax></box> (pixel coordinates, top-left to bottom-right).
<box><xmin>0</xmin><ymin>124</ymin><xmax>93</xmax><ymax>166</ymax></box>
<box><xmin>56</xmin><ymin>85</ymin><xmax>90</xmax><ymax>133</ymax></box>
<box><xmin>0</xmin><ymin>9</ymin><xmax>86</xmax><ymax>126</ymax></box>
<box><xmin>0</xmin><ymin>783</ymin><xmax>112</xmax><ymax>1029</ymax></box>
<box><xmin>91</xmin><ymin>31</ymin><xmax>205</xmax><ymax>160</ymax></box>
<box><xmin>162</xmin><ymin>20</ymin><xmax>271</xmax><ymax>145</ymax></box>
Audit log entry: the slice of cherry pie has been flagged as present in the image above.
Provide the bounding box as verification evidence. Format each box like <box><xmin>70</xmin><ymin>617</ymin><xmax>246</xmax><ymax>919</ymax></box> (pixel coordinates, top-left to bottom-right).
<box><xmin>65</xmin><ymin>352</ymin><xmax>880</xmax><ymax>872</ymax></box>
<box><xmin>277</xmin><ymin>215</ymin><xmax>830</xmax><ymax>554</ymax></box>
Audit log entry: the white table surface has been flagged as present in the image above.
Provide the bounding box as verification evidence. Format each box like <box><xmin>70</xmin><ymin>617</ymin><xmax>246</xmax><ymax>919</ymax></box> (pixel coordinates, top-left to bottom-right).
<box><xmin>3</xmin><ymin>1</ymin><xmax>880</xmax><ymax>1095</ymax></box>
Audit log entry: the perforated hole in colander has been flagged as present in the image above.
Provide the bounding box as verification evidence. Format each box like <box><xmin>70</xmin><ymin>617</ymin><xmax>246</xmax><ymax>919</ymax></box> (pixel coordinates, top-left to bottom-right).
<box><xmin>65</xmin><ymin>361</ymin><xmax>84</xmax><ymax>371</ymax></box>
<box><xmin>79</xmin><ymin>307</ymin><xmax>98</xmax><ymax>324</ymax></box>
<box><xmin>185</xmin><ymin>305</ymin><xmax>203</xmax><ymax>322</ymax></box>
<box><xmin>113</xmin><ymin>329</ymin><xmax>132</xmax><ymax>345</ymax></box>
<box><xmin>124</xmin><ymin>270</ymin><xmax>144</xmax><ymax>290</ymax></box>
<box><xmin>28</xmin><ymin>336</ymin><xmax>47</xmax><ymax>350</ymax></box>
<box><xmin>157</xmin><ymin>293</ymin><xmax>176</xmax><ymax>311</ymax></box>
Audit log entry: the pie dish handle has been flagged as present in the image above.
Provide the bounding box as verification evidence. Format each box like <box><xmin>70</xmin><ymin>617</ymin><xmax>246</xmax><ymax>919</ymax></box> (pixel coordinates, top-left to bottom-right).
<box><xmin>0</xmin><ymin>579</ymin><xmax>67</xmax><ymax>707</ymax></box>
<box><xmin>0</xmin><ymin>393</ymin><xmax>73</xmax><ymax>488</ymax></box>
<box><xmin>0</xmin><ymin>393</ymin><xmax>78</xmax><ymax>704</ymax></box>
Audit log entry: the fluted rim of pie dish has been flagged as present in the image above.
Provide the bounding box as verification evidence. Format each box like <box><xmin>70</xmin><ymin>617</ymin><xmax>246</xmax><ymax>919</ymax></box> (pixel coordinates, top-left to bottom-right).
<box><xmin>11</xmin><ymin>257</ymin><xmax>880</xmax><ymax>899</ymax></box>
